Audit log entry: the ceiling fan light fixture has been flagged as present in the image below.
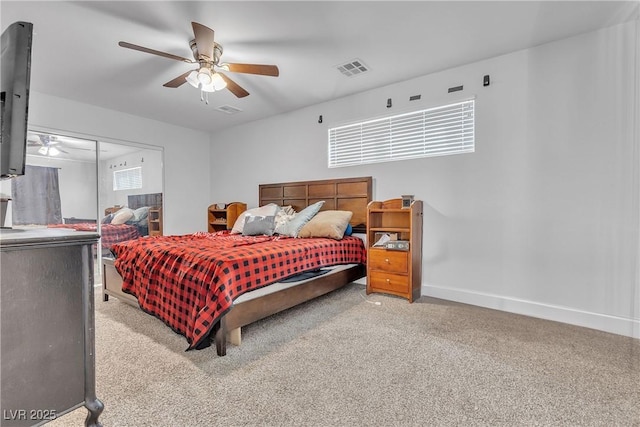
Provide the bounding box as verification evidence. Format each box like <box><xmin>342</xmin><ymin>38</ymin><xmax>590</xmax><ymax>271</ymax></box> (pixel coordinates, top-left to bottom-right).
<box><xmin>38</xmin><ymin>146</ymin><xmax>48</xmax><ymax>155</ymax></box>
<box><xmin>197</xmin><ymin>67</ymin><xmax>213</xmax><ymax>86</ymax></box>
<box><xmin>48</xmin><ymin>146</ymin><xmax>61</xmax><ymax>156</ymax></box>
<box><xmin>186</xmin><ymin>70</ymin><xmax>199</xmax><ymax>88</ymax></box>
<box><xmin>200</xmin><ymin>72</ymin><xmax>227</xmax><ymax>93</ymax></box>
<box><xmin>212</xmin><ymin>73</ymin><xmax>227</xmax><ymax>91</ymax></box>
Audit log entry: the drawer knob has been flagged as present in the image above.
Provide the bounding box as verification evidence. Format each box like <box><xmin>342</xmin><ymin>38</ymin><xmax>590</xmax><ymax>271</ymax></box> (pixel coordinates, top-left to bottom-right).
<box><xmin>385</xmin><ymin>258</ymin><xmax>390</xmax><ymax>263</ymax></box>
<box><xmin>386</xmin><ymin>278</ymin><xmax>390</xmax><ymax>283</ymax></box>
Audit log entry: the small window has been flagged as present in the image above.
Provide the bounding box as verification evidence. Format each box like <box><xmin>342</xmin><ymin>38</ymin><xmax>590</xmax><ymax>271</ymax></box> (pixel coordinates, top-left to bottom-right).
<box><xmin>328</xmin><ymin>99</ymin><xmax>475</xmax><ymax>168</ymax></box>
<box><xmin>113</xmin><ymin>166</ymin><xmax>142</xmax><ymax>191</ymax></box>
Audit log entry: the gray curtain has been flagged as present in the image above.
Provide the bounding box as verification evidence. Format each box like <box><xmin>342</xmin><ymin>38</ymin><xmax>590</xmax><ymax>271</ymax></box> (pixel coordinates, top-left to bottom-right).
<box><xmin>11</xmin><ymin>165</ymin><xmax>62</xmax><ymax>225</ymax></box>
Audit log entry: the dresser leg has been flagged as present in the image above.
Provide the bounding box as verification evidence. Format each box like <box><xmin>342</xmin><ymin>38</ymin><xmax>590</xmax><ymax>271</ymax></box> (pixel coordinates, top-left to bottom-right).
<box><xmin>84</xmin><ymin>397</ymin><xmax>104</xmax><ymax>427</ymax></box>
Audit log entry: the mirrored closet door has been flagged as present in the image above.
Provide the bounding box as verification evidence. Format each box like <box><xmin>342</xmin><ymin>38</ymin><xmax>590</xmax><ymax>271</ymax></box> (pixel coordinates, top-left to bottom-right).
<box><xmin>1</xmin><ymin>130</ymin><xmax>164</xmax><ymax>283</ymax></box>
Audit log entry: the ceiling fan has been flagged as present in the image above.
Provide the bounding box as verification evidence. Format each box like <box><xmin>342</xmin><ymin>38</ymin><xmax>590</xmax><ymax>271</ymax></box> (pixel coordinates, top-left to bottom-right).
<box><xmin>27</xmin><ymin>133</ymin><xmax>93</xmax><ymax>157</ymax></box>
<box><xmin>118</xmin><ymin>22</ymin><xmax>279</xmax><ymax>103</ymax></box>
<box><xmin>27</xmin><ymin>133</ymin><xmax>69</xmax><ymax>156</ymax></box>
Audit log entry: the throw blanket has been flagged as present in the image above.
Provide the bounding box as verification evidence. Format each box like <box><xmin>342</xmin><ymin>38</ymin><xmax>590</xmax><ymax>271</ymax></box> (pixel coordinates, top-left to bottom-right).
<box><xmin>48</xmin><ymin>223</ymin><xmax>141</xmax><ymax>249</ymax></box>
<box><xmin>111</xmin><ymin>232</ymin><xmax>367</xmax><ymax>349</ymax></box>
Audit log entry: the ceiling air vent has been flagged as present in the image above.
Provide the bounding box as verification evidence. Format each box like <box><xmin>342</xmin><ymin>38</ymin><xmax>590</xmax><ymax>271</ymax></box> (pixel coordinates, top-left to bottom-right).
<box><xmin>215</xmin><ymin>105</ymin><xmax>243</xmax><ymax>115</ymax></box>
<box><xmin>336</xmin><ymin>59</ymin><xmax>369</xmax><ymax>77</ymax></box>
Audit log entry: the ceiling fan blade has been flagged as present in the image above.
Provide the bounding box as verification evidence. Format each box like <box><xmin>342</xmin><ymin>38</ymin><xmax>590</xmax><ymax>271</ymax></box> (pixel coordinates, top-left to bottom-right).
<box><xmin>58</xmin><ymin>148</ymin><xmax>70</xmax><ymax>154</ymax></box>
<box><xmin>63</xmin><ymin>146</ymin><xmax>94</xmax><ymax>151</ymax></box>
<box><xmin>218</xmin><ymin>73</ymin><xmax>249</xmax><ymax>98</ymax></box>
<box><xmin>191</xmin><ymin>22</ymin><xmax>215</xmax><ymax>61</ymax></box>
<box><xmin>118</xmin><ymin>41</ymin><xmax>194</xmax><ymax>63</ymax></box>
<box><xmin>163</xmin><ymin>70</ymin><xmax>195</xmax><ymax>88</ymax></box>
<box><xmin>225</xmin><ymin>63</ymin><xmax>279</xmax><ymax>77</ymax></box>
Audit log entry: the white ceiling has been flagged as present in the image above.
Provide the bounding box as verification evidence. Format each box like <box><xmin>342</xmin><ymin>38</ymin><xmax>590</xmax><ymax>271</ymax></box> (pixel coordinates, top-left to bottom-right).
<box><xmin>2</xmin><ymin>1</ymin><xmax>638</xmax><ymax>134</ymax></box>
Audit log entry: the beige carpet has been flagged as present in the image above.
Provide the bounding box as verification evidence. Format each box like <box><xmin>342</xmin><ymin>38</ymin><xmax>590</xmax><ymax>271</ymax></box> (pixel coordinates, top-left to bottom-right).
<box><xmin>49</xmin><ymin>283</ymin><xmax>639</xmax><ymax>426</ymax></box>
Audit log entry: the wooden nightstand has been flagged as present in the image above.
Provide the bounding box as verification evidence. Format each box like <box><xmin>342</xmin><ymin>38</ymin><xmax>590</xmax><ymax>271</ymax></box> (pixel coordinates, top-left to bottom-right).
<box><xmin>366</xmin><ymin>198</ymin><xmax>423</xmax><ymax>302</ymax></box>
<box><xmin>147</xmin><ymin>207</ymin><xmax>163</xmax><ymax>236</ymax></box>
<box><xmin>208</xmin><ymin>202</ymin><xmax>247</xmax><ymax>232</ymax></box>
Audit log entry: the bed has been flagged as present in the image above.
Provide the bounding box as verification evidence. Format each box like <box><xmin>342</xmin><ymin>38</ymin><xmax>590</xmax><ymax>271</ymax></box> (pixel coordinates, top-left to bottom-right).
<box><xmin>103</xmin><ymin>177</ymin><xmax>372</xmax><ymax>356</ymax></box>
<box><xmin>50</xmin><ymin>193</ymin><xmax>163</xmax><ymax>250</ymax></box>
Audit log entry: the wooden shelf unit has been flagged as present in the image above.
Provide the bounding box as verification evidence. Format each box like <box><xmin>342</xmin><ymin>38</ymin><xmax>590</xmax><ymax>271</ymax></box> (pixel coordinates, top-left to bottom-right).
<box><xmin>208</xmin><ymin>202</ymin><xmax>247</xmax><ymax>232</ymax></box>
<box><xmin>148</xmin><ymin>207</ymin><xmax>163</xmax><ymax>236</ymax></box>
<box><xmin>366</xmin><ymin>198</ymin><xmax>423</xmax><ymax>302</ymax></box>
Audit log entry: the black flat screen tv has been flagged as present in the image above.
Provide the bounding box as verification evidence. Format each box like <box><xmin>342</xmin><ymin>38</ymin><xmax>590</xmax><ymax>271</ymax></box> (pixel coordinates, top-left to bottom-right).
<box><xmin>1</xmin><ymin>21</ymin><xmax>33</xmax><ymax>179</ymax></box>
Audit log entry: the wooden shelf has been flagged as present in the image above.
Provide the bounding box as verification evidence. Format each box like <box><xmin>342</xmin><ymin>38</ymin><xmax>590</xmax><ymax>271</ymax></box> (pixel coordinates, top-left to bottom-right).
<box><xmin>148</xmin><ymin>207</ymin><xmax>163</xmax><ymax>236</ymax></box>
<box><xmin>208</xmin><ymin>202</ymin><xmax>247</xmax><ymax>232</ymax></box>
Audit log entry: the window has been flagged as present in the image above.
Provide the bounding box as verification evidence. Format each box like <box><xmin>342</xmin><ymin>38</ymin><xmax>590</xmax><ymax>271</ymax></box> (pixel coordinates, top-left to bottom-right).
<box><xmin>328</xmin><ymin>99</ymin><xmax>475</xmax><ymax>168</ymax></box>
<box><xmin>113</xmin><ymin>166</ymin><xmax>142</xmax><ymax>191</ymax></box>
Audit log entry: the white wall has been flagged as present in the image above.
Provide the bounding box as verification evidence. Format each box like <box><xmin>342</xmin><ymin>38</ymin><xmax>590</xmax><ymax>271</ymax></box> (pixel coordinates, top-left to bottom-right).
<box><xmin>209</xmin><ymin>21</ymin><xmax>640</xmax><ymax>338</ymax></box>
<box><xmin>27</xmin><ymin>94</ymin><xmax>211</xmax><ymax>235</ymax></box>
<box><xmin>100</xmin><ymin>148</ymin><xmax>163</xmax><ymax>212</ymax></box>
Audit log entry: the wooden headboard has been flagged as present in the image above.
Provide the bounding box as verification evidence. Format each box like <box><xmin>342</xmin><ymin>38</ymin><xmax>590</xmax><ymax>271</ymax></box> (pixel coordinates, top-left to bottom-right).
<box><xmin>259</xmin><ymin>177</ymin><xmax>372</xmax><ymax>233</ymax></box>
<box><xmin>128</xmin><ymin>193</ymin><xmax>162</xmax><ymax>210</ymax></box>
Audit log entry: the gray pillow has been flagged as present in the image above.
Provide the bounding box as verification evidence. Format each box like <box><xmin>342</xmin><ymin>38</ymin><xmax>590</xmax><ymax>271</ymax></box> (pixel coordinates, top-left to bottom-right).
<box><xmin>101</xmin><ymin>213</ymin><xmax>114</xmax><ymax>224</ymax></box>
<box><xmin>277</xmin><ymin>201</ymin><xmax>325</xmax><ymax>237</ymax></box>
<box><xmin>133</xmin><ymin>206</ymin><xmax>150</xmax><ymax>221</ymax></box>
<box><xmin>242</xmin><ymin>214</ymin><xmax>276</xmax><ymax>236</ymax></box>
<box><xmin>127</xmin><ymin>208</ymin><xmax>151</xmax><ymax>227</ymax></box>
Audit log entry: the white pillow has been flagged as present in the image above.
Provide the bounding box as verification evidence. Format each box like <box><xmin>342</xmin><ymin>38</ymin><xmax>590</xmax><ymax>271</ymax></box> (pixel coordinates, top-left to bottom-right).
<box><xmin>111</xmin><ymin>207</ymin><xmax>135</xmax><ymax>225</ymax></box>
<box><xmin>274</xmin><ymin>206</ymin><xmax>296</xmax><ymax>234</ymax></box>
<box><xmin>231</xmin><ymin>204</ymin><xmax>279</xmax><ymax>234</ymax></box>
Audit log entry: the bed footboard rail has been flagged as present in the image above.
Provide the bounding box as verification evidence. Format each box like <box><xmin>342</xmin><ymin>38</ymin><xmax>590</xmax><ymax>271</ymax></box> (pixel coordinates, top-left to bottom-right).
<box><xmin>214</xmin><ymin>264</ymin><xmax>365</xmax><ymax>356</ymax></box>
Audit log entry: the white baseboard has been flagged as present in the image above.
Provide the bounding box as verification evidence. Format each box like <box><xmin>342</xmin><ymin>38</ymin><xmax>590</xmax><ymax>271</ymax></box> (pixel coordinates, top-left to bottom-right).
<box><xmin>423</xmin><ymin>284</ymin><xmax>640</xmax><ymax>339</ymax></box>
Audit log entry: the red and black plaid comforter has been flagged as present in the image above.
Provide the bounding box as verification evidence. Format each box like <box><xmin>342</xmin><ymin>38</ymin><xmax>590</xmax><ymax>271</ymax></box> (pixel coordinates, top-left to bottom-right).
<box><xmin>48</xmin><ymin>223</ymin><xmax>141</xmax><ymax>249</ymax></box>
<box><xmin>111</xmin><ymin>231</ymin><xmax>367</xmax><ymax>349</ymax></box>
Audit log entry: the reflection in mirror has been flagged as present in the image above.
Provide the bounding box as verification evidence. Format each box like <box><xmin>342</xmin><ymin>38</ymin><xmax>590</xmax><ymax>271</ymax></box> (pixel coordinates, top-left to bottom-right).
<box><xmin>0</xmin><ymin>131</ymin><xmax>98</xmax><ymax>229</ymax></box>
<box><xmin>1</xmin><ymin>131</ymin><xmax>164</xmax><ymax>285</ymax></box>
<box><xmin>98</xmin><ymin>141</ymin><xmax>164</xmax><ymax>251</ymax></box>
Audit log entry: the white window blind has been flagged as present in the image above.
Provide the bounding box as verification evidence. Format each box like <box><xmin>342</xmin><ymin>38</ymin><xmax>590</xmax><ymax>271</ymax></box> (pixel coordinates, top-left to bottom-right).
<box><xmin>328</xmin><ymin>99</ymin><xmax>475</xmax><ymax>168</ymax></box>
<box><xmin>113</xmin><ymin>166</ymin><xmax>142</xmax><ymax>191</ymax></box>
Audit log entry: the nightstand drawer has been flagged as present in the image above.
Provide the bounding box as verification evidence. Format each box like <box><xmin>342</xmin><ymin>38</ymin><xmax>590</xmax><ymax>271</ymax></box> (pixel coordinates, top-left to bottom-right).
<box><xmin>369</xmin><ymin>272</ymin><xmax>409</xmax><ymax>294</ymax></box>
<box><xmin>368</xmin><ymin>249</ymin><xmax>408</xmax><ymax>273</ymax></box>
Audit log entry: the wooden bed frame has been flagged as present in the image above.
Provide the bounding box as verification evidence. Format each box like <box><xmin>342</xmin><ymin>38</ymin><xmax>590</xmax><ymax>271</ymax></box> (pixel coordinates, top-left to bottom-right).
<box><xmin>102</xmin><ymin>177</ymin><xmax>372</xmax><ymax>356</ymax></box>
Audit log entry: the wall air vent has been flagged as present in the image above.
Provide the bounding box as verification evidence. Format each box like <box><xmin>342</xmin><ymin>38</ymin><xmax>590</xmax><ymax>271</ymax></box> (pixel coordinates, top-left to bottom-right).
<box><xmin>336</xmin><ymin>59</ymin><xmax>369</xmax><ymax>77</ymax></box>
<box><xmin>215</xmin><ymin>105</ymin><xmax>243</xmax><ymax>115</ymax></box>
